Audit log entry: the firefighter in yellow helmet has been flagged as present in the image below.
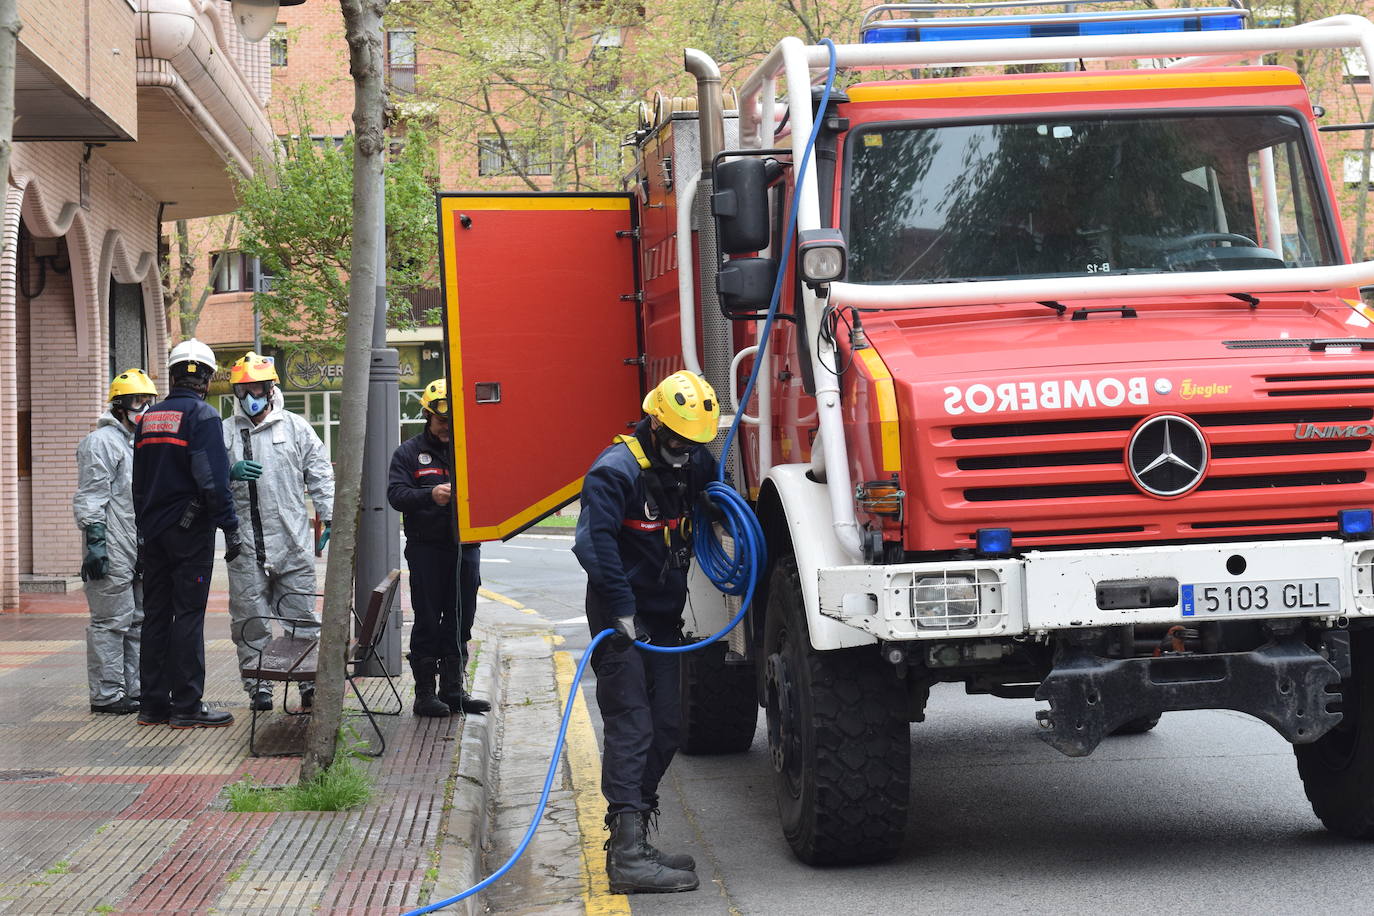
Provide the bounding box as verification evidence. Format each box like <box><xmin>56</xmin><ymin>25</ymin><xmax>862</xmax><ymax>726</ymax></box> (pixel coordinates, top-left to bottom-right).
<box><xmin>387</xmin><ymin>379</ymin><xmax>490</xmax><ymax>717</ymax></box>
<box><xmin>572</xmin><ymin>370</ymin><xmax>720</xmax><ymax>894</ymax></box>
<box><xmin>223</xmin><ymin>352</ymin><xmax>334</xmax><ymax>712</ymax></box>
<box><xmin>72</xmin><ymin>369</ymin><xmax>158</xmax><ymax>715</ymax></box>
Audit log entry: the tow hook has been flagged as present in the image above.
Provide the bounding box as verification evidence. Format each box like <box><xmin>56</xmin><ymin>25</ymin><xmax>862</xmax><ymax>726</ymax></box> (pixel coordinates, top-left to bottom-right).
<box><xmin>1154</xmin><ymin>625</ymin><xmax>1199</xmax><ymax>656</ymax></box>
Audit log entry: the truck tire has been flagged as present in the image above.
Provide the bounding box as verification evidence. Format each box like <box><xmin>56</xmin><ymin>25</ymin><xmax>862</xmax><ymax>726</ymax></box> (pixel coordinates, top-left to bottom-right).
<box><xmin>763</xmin><ymin>556</ymin><xmax>909</xmax><ymax>865</ymax></box>
<box><xmin>1111</xmin><ymin>714</ymin><xmax>1161</xmax><ymax>735</ymax></box>
<box><xmin>679</xmin><ymin>640</ymin><xmax>758</xmax><ymax>755</ymax></box>
<box><xmin>1295</xmin><ymin>629</ymin><xmax>1374</xmax><ymax>838</ymax></box>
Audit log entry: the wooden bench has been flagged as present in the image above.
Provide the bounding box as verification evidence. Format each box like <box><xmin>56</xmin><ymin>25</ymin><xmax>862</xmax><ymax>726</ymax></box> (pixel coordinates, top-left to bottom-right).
<box><xmin>240</xmin><ymin>569</ymin><xmax>404</xmax><ymax>757</ymax></box>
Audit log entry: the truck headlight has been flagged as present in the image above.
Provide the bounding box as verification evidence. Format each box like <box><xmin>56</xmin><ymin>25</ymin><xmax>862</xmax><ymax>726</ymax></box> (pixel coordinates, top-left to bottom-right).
<box><xmin>913</xmin><ymin>573</ymin><xmax>979</xmax><ymax>629</ymax></box>
<box><xmin>797</xmin><ymin>228</ymin><xmax>847</xmax><ymax>287</ymax></box>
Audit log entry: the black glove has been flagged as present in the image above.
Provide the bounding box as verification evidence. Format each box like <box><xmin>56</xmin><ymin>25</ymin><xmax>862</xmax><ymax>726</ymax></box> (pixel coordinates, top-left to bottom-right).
<box><xmin>610</xmin><ymin>615</ymin><xmax>648</xmax><ymax>651</ymax></box>
<box><xmin>701</xmin><ymin>491</ymin><xmax>726</xmax><ymax>524</ymax></box>
<box><xmin>224</xmin><ymin>528</ymin><xmax>242</xmax><ymax>564</ymax></box>
<box><xmin>81</xmin><ymin>524</ymin><xmax>109</xmax><ymax>581</ymax></box>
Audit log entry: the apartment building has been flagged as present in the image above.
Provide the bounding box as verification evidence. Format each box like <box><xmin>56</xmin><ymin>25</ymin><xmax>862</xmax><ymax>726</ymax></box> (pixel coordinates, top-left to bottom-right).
<box><xmin>0</xmin><ymin>0</ymin><xmax>274</xmax><ymax>607</ymax></box>
<box><xmin>187</xmin><ymin>0</ymin><xmax>448</xmax><ymax>459</ymax></box>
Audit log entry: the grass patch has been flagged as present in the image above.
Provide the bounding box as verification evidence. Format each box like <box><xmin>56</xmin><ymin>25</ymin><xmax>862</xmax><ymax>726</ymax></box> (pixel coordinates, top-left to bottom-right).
<box><xmin>225</xmin><ymin>757</ymin><xmax>372</xmax><ymax>813</ymax></box>
<box><xmin>45</xmin><ymin>862</ymin><xmax>70</xmax><ymax>876</ymax></box>
<box><xmin>534</xmin><ymin>514</ymin><xmax>577</xmax><ymax>528</ymax></box>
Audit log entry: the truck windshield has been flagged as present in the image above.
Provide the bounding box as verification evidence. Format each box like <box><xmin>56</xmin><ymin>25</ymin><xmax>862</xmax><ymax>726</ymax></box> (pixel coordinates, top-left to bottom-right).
<box><xmin>845</xmin><ymin>111</ymin><xmax>1338</xmax><ymax>284</ymax></box>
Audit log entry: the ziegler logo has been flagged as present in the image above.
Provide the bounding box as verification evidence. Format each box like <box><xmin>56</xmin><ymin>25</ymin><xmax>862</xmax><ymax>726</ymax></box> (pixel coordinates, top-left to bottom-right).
<box><xmin>1295</xmin><ymin>422</ymin><xmax>1374</xmax><ymax>440</ymax></box>
<box><xmin>1180</xmin><ymin>379</ymin><xmax>1232</xmax><ymax>399</ymax></box>
<box><xmin>942</xmin><ymin>377</ymin><xmax>1149</xmax><ymax>415</ymax></box>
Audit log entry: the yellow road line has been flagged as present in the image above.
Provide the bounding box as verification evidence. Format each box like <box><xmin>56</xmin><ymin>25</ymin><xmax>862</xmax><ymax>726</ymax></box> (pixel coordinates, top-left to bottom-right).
<box><xmin>554</xmin><ymin>651</ymin><xmax>631</xmax><ymax>916</ymax></box>
<box><xmin>478</xmin><ymin>587</ymin><xmax>538</xmax><ymax>615</ymax></box>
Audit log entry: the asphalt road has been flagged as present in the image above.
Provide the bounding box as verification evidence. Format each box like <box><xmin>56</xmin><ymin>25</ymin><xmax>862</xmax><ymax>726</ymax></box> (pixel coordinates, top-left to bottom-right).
<box><xmin>482</xmin><ymin>534</ymin><xmax>1374</xmax><ymax>916</ymax></box>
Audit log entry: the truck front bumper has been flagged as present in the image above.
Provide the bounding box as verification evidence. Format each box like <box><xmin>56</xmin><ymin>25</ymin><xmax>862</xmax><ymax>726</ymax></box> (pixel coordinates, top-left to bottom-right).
<box><xmin>1034</xmin><ymin>632</ymin><xmax>1350</xmax><ymax>757</ymax></box>
<box><xmin>817</xmin><ymin>537</ymin><xmax>1374</xmax><ymax>641</ymax></box>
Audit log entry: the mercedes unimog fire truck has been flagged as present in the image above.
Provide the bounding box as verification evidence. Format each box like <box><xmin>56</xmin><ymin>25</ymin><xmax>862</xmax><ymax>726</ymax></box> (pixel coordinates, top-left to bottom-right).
<box><xmin>438</xmin><ymin>1</ymin><xmax>1374</xmax><ymax>866</ymax></box>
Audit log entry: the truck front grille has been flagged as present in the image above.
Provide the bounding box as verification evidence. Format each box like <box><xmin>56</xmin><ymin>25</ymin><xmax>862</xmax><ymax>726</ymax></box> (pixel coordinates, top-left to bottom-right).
<box><xmin>933</xmin><ymin>405</ymin><xmax>1374</xmax><ymax>548</ymax></box>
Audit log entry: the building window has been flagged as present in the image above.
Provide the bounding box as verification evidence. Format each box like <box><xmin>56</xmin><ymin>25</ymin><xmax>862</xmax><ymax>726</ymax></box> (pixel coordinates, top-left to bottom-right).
<box><xmin>1345</xmin><ymin>152</ymin><xmax>1374</xmax><ymax>190</ymax></box>
<box><xmin>210</xmin><ymin>250</ymin><xmax>256</xmax><ymax>293</ymax></box>
<box><xmin>269</xmin><ymin>24</ymin><xmax>288</xmax><ymax>67</ymax></box>
<box><xmin>1344</xmin><ymin>48</ymin><xmax>1370</xmax><ymax>83</ymax></box>
<box><xmin>477</xmin><ymin>136</ymin><xmax>552</xmax><ymax>177</ymax></box>
<box><xmin>387</xmin><ymin>29</ymin><xmax>417</xmax><ymax>93</ymax></box>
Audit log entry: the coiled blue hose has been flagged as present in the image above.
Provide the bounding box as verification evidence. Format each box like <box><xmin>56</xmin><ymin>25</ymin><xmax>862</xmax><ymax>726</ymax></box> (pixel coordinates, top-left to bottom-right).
<box><xmin>407</xmin><ymin>39</ymin><xmax>839</xmax><ymax>915</ymax></box>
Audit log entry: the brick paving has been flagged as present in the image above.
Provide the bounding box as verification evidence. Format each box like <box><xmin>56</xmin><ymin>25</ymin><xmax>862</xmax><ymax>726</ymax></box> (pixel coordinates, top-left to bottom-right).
<box><xmin>0</xmin><ymin>588</ymin><xmax>489</xmax><ymax>915</ymax></box>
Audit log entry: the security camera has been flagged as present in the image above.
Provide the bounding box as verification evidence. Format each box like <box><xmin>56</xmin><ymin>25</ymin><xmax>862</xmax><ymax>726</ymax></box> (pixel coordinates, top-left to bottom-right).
<box><xmin>230</xmin><ymin>0</ymin><xmax>306</xmax><ymax>43</ymax></box>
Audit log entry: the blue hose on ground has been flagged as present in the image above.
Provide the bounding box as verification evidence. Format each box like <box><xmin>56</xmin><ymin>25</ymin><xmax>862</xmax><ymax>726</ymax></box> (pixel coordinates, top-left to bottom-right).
<box><xmin>407</xmin><ymin>39</ymin><xmax>839</xmax><ymax>916</ymax></box>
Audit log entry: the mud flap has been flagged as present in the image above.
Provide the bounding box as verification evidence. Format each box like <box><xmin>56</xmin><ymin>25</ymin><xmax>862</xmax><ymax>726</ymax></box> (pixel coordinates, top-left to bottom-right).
<box><xmin>1034</xmin><ymin>633</ymin><xmax>1349</xmax><ymax>757</ymax></box>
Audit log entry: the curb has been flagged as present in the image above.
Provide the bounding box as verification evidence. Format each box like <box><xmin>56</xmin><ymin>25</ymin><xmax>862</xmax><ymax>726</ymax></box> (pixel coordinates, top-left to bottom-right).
<box><xmin>429</xmin><ymin>635</ymin><xmax>502</xmax><ymax>915</ymax></box>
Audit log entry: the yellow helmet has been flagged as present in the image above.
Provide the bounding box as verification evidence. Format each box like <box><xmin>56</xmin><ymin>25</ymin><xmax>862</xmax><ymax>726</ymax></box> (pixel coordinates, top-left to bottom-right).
<box><xmin>230</xmin><ymin>352</ymin><xmax>279</xmax><ymax>385</ymax></box>
<box><xmin>108</xmin><ymin>368</ymin><xmax>157</xmax><ymax>403</ymax></box>
<box><xmin>421</xmin><ymin>379</ymin><xmax>449</xmax><ymax>416</ymax></box>
<box><xmin>642</xmin><ymin>370</ymin><xmax>719</xmax><ymax>443</ymax></box>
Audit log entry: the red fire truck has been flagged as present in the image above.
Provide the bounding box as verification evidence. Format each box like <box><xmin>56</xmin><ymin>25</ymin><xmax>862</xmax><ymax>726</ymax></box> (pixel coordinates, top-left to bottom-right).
<box><xmin>439</xmin><ymin>2</ymin><xmax>1374</xmax><ymax>865</ymax></box>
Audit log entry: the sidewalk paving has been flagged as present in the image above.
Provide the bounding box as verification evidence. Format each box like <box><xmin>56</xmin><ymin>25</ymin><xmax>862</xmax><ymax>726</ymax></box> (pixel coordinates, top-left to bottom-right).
<box><xmin>0</xmin><ymin>585</ymin><xmax>497</xmax><ymax>916</ymax></box>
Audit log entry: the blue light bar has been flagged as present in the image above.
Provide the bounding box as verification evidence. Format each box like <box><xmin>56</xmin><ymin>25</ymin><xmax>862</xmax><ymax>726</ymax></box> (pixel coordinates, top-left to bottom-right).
<box><xmin>975</xmin><ymin>527</ymin><xmax>1013</xmax><ymax>557</ymax></box>
<box><xmin>862</xmin><ymin>10</ymin><xmax>1245</xmax><ymax>44</ymax></box>
<box><xmin>1339</xmin><ymin>508</ymin><xmax>1373</xmax><ymax>539</ymax></box>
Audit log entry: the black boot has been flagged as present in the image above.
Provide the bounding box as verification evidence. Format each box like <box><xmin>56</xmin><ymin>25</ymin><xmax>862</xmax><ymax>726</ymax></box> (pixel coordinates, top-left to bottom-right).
<box><xmin>438</xmin><ymin>656</ymin><xmax>491</xmax><ymax>715</ymax></box>
<box><xmin>408</xmin><ymin>655</ymin><xmax>451</xmax><ymax>718</ymax></box>
<box><xmin>640</xmin><ymin>810</ymin><xmax>696</xmax><ymax>871</ymax></box>
<box><xmin>605</xmin><ymin>812</ymin><xmax>698</xmax><ymax>894</ymax></box>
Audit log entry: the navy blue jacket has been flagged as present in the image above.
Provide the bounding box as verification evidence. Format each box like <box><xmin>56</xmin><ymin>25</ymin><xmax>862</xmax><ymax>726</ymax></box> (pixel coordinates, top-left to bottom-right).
<box><xmin>132</xmin><ymin>387</ymin><xmax>238</xmax><ymax>539</ymax></box>
<box><xmin>573</xmin><ymin>418</ymin><xmax>716</xmax><ymax>634</ymax></box>
<box><xmin>388</xmin><ymin>429</ymin><xmax>457</xmax><ymax>547</ymax></box>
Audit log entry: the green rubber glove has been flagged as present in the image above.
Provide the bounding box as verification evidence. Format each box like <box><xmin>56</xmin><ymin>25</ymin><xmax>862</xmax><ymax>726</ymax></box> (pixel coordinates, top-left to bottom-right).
<box><xmin>81</xmin><ymin>523</ymin><xmax>108</xmax><ymax>581</ymax></box>
<box><xmin>316</xmin><ymin>522</ymin><xmax>332</xmax><ymax>552</ymax></box>
<box><xmin>230</xmin><ymin>459</ymin><xmax>263</xmax><ymax>481</ymax></box>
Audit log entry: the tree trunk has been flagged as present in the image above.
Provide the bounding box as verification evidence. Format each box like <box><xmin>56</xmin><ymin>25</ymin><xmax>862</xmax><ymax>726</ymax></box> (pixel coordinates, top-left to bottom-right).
<box><xmin>302</xmin><ymin>0</ymin><xmax>389</xmax><ymax>781</ymax></box>
<box><xmin>0</xmin><ymin>0</ymin><xmax>20</xmax><ymax>262</ymax></box>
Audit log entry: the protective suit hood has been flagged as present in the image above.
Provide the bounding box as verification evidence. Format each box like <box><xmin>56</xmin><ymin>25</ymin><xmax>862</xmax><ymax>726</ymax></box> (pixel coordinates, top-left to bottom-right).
<box><xmin>96</xmin><ymin>410</ymin><xmax>134</xmax><ymax>439</ymax></box>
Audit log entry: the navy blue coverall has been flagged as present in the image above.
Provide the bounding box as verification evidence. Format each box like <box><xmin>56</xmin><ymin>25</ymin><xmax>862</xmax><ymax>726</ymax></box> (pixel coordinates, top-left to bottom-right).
<box><xmin>573</xmin><ymin>418</ymin><xmax>715</xmax><ymax>818</ymax></box>
<box><xmin>387</xmin><ymin>429</ymin><xmax>481</xmax><ymax>661</ymax></box>
<box><xmin>132</xmin><ymin>386</ymin><xmax>238</xmax><ymax>719</ymax></box>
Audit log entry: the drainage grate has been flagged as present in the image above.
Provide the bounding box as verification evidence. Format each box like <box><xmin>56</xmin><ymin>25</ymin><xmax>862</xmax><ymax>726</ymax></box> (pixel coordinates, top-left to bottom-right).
<box><xmin>0</xmin><ymin>770</ymin><xmax>60</xmax><ymax>782</ymax></box>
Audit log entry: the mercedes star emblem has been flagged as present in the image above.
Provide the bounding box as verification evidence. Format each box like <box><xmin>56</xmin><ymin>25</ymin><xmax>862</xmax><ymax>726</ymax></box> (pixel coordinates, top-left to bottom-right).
<box><xmin>1127</xmin><ymin>414</ymin><xmax>1208</xmax><ymax>497</ymax></box>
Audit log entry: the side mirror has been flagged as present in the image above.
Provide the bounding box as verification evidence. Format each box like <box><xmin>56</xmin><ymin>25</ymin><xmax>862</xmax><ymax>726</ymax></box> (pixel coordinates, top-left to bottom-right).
<box><xmin>717</xmin><ymin>257</ymin><xmax>777</xmax><ymax>316</ymax></box>
<box><xmin>713</xmin><ymin>159</ymin><xmax>772</xmax><ymax>255</ymax></box>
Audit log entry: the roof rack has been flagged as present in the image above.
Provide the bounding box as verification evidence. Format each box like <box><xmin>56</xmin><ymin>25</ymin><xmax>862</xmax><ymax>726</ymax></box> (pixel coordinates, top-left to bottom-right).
<box><xmin>861</xmin><ymin>0</ymin><xmax>1247</xmax><ymax>34</ymax></box>
<box><xmin>861</xmin><ymin>8</ymin><xmax>1249</xmax><ymax>45</ymax></box>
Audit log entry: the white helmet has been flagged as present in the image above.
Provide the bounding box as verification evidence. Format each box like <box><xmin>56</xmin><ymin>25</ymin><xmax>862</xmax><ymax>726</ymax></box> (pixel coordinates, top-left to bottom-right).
<box><xmin>168</xmin><ymin>338</ymin><xmax>217</xmax><ymax>377</ymax></box>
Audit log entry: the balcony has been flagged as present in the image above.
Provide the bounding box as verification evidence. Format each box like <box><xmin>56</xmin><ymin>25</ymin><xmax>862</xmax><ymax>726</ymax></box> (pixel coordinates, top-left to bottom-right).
<box><xmin>98</xmin><ymin>0</ymin><xmax>276</xmax><ymax>220</ymax></box>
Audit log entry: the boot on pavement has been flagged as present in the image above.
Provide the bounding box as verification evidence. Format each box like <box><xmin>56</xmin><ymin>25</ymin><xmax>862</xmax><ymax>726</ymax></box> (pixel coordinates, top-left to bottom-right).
<box><xmin>169</xmin><ymin>704</ymin><xmax>234</xmax><ymax>729</ymax></box>
<box><xmin>605</xmin><ymin>811</ymin><xmax>698</xmax><ymax>894</ymax></box>
<box><xmin>438</xmin><ymin>656</ymin><xmax>490</xmax><ymax>715</ymax></box>
<box><xmin>408</xmin><ymin>654</ymin><xmax>451</xmax><ymax>718</ymax></box>
<box><xmin>640</xmin><ymin>810</ymin><xmax>696</xmax><ymax>871</ymax></box>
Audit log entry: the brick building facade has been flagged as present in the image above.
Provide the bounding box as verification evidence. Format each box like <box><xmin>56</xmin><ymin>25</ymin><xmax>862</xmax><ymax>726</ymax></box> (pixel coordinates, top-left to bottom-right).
<box><xmin>0</xmin><ymin>0</ymin><xmax>273</xmax><ymax>608</ymax></box>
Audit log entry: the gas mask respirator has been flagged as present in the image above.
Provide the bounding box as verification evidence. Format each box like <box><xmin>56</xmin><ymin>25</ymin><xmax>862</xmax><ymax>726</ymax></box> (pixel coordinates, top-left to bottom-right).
<box><xmin>657</xmin><ymin>431</ymin><xmax>691</xmax><ymax>468</ymax></box>
<box><xmin>240</xmin><ymin>389</ymin><xmax>270</xmax><ymax>417</ymax></box>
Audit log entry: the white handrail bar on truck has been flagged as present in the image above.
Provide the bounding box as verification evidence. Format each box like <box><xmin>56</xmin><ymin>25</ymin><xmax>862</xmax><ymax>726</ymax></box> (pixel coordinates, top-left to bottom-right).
<box><xmin>730</xmin><ymin>14</ymin><xmax>1374</xmax><ymax>563</ymax></box>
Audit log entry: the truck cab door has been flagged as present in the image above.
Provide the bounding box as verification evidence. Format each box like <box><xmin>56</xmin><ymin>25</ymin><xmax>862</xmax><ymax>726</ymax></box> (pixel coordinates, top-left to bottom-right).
<box><xmin>437</xmin><ymin>193</ymin><xmax>642</xmax><ymax>541</ymax></box>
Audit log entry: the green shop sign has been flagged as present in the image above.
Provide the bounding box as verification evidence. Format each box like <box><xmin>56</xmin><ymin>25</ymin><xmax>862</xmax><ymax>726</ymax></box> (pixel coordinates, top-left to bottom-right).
<box><xmin>209</xmin><ymin>344</ymin><xmax>444</xmax><ymax>395</ymax></box>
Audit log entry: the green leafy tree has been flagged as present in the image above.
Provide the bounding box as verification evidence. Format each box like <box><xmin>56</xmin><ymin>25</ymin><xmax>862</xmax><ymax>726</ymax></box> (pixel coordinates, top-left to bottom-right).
<box><xmin>232</xmin><ymin>111</ymin><xmax>438</xmax><ymax>354</ymax></box>
<box><xmin>391</xmin><ymin>0</ymin><xmax>775</xmax><ymax>192</ymax></box>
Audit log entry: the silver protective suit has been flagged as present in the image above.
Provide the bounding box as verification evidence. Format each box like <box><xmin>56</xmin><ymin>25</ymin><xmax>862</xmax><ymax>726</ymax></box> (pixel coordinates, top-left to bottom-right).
<box><xmin>224</xmin><ymin>388</ymin><xmax>335</xmax><ymax>693</ymax></box>
<box><xmin>72</xmin><ymin>412</ymin><xmax>142</xmax><ymax>704</ymax></box>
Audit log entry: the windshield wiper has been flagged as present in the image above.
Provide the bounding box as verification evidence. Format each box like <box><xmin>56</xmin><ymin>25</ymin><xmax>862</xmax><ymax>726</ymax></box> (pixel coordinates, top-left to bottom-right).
<box><xmin>1039</xmin><ymin>300</ymin><xmax>1067</xmax><ymax>315</ymax></box>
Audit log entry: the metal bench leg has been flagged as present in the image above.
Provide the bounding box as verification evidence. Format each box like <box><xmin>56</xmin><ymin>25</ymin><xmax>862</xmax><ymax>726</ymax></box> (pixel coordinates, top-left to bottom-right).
<box><xmin>345</xmin><ymin>675</ymin><xmax>386</xmax><ymax>757</ymax></box>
